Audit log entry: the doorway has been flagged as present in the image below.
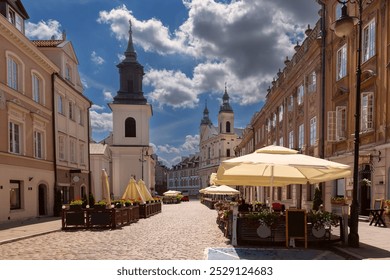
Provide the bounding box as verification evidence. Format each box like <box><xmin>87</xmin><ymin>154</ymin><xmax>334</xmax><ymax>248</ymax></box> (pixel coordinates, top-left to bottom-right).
<box><xmin>38</xmin><ymin>184</ymin><xmax>46</xmax><ymax>216</ymax></box>
<box><xmin>359</xmin><ymin>164</ymin><xmax>371</xmax><ymax>216</ymax></box>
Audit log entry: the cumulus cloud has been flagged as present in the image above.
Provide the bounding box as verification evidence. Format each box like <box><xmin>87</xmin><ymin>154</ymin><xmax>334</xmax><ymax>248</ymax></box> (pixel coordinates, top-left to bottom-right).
<box><xmin>98</xmin><ymin>0</ymin><xmax>319</xmax><ymax>109</ymax></box>
<box><xmin>89</xmin><ymin>110</ymin><xmax>112</xmax><ymax>132</ymax></box>
<box><xmin>91</xmin><ymin>104</ymin><xmax>105</xmax><ymax>111</ymax></box>
<box><xmin>91</xmin><ymin>51</ymin><xmax>105</xmax><ymax>65</ymax></box>
<box><xmin>181</xmin><ymin>135</ymin><xmax>199</xmax><ymax>152</ymax></box>
<box><xmin>25</xmin><ymin>19</ymin><xmax>62</xmax><ymax>40</ymax></box>
<box><xmin>103</xmin><ymin>91</ymin><xmax>113</xmax><ymax>101</ymax></box>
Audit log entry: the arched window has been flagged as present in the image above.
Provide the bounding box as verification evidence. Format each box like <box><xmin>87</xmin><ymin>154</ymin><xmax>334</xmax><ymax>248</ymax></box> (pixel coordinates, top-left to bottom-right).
<box><xmin>226</xmin><ymin>121</ymin><xmax>231</xmax><ymax>133</ymax></box>
<box><xmin>125</xmin><ymin>117</ymin><xmax>136</xmax><ymax>137</ymax></box>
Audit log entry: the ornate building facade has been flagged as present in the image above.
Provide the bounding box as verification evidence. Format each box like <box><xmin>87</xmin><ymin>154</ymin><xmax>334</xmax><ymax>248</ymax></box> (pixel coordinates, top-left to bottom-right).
<box><xmin>198</xmin><ymin>88</ymin><xmax>243</xmax><ymax>190</ymax></box>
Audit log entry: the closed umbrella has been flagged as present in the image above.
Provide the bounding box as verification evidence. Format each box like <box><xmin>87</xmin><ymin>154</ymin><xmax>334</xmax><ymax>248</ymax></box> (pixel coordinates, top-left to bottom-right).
<box><xmin>101</xmin><ymin>169</ymin><xmax>111</xmax><ymax>206</ymax></box>
<box><xmin>122</xmin><ymin>177</ymin><xmax>146</xmax><ymax>204</ymax></box>
<box><xmin>138</xmin><ymin>179</ymin><xmax>154</xmax><ymax>201</ymax></box>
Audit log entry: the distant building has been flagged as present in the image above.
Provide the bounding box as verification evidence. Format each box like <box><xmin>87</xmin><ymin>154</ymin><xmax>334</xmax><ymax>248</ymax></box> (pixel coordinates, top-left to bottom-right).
<box><xmin>167</xmin><ymin>154</ymin><xmax>200</xmax><ymax>196</ymax></box>
<box><xmin>198</xmin><ymin>87</ymin><xmax>243</xmax><ymax>190</ymax></box>
<box><xmin>154</xmin><ymin>157</ymin><xmax>169</xmax><ymax>195</ymax></box>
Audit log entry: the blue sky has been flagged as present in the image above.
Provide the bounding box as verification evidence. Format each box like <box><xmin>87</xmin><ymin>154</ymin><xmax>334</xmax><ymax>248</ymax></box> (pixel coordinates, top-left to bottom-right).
<box><xmin>23</xmin><ymin>0</ymin><xmax>320</xmax><ymax>167</ymax></box>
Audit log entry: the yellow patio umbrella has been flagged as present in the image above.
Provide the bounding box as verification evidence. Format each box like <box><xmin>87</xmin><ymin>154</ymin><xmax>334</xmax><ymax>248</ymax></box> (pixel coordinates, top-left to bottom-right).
<box><xmin>138</xmin><ymin>179</ymin><xmax>154</xmax><ymax>201</ymax></box>
<box><xmin>122</xmin><ymin>177</ymin><xmax>146</xmax><ymax>204</ymax></box>
<box><xmin>101</xmin><ymin>169</ymin><xmax>111</xmax><ymax>206</ymax></box>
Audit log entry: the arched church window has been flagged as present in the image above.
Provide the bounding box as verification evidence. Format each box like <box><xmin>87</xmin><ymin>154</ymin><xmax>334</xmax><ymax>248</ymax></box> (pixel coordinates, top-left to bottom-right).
<box><xmin>226</xmin><ymin>121</ymin><xmax>231</xmax><ymax>133</ymax></box>
<box><xmin>125</xmin><ymin>117</ymin><xmax>136</xmax><ymax>137</ymax></box>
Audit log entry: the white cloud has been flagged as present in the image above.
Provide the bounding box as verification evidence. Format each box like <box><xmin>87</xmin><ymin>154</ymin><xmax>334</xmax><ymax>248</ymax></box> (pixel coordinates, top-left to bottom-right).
<box><xmin>91</xmin><ymin>104</ymin><xmax>105</xmax><ymax>111</ymax></box>
<box><xmin>98</xmin><ymin>1</ymin><xmax>319</xmax><ymax>109</ymax></box>
<box><xmin>89</xmin><ymin>110</ymin><xmax>112</xmax><ymax>132</ymax></box>
<box><xmin>103</xmin><ymin>91</ymin><xmax>113</xmax><ymax>101</ymax></box>
<box><xmin>181</xmin><ymin>135</ymin><xmax>199</xmax><ymax>153</ymax></box>
<box><xmin>25</xmin><ymin>19</ymin><xmax>62</xmax><ymax>40</ymax></box>
<box><xmin>91</xmin><ymin>51</ymin><xmax>105</xmax><ymax>65</ymax></box>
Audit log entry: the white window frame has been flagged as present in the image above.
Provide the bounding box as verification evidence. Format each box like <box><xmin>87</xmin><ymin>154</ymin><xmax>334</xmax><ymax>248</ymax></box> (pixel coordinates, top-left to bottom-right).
<box><xmin>7</xmin><ymin>57</ymin><xmax>18</xmax><ymax>90</ymax></box>
<box><xmin>34</xmin><ymin>130</ymin><xmax>44</xmax><ymax>159</ymax></box>
<box><xmin>362</xmin><ymin>19</ymin><xmax>375</xmax><ymax>63</ymax></box>
<box><xmin>9</xmin><ymin>121</ymin><xmax>21</xmax><ymax>154</ymax></box>
<box><xmin>336</xmin><ymin>44</ymin><xmax>347</xmax><ymax>80</ymax></box>
<box><xmin>336</xmin><ymin>106</ymin><xmax>347</xmax><ymax>140</ymax></box>
<box><xmin>57</xmin><ymin>94</ymin><xmax>64</xmax><ymax>115</ymax></box>
<box><xmin>288</xmin><ymin>95</ymin><xmax>294</xmax><ymax>111</ymax></box>
<box><xmin>32</xmin><ymin>71</ymin><xmax>44</xmax><ymax>104</ymax></box>
<box><xmin>310</xmin><ymin>117</ymin><xmax>317</xmax><ymax>146</ymax></box>
<box><xmin>59</xmin><ymin>135</ymin><xmax>66</xmax><ymax>161</ymax></box>
<box><xmin>308</xmin><ymin>71</ymin><xmax>316</xmax><ymax>92</ymax></box>
<box><xmin>278</xmin><ymin>105</ymin><xmax>283</xmax><ymax>122</ymax></box>
<box><xmin>65</xmin><ymin>64</ymin><xmax>72</xmax><ymax>82</ymax></box>
<box><xmin>298</xmin><ymin>124</ymin><xmax>304</xmax><ymax>150</ymax></box>
<box><xmin>70</xmin><ymin>138</ymin><xmax>76</xmax><ymax>163</ymax></box>
<box><xmin>288</xmin><ymin>131</ymin><xmax>294</xmax><ymax>149</ymax></box>
<box><xmin>297</xmin><ymin>84</ymin><xmax>304</xmax><ymax>105</ymax></box>
<box><xmin>361</xmin><ymin>92</ymin><xmax>374</xmax><ymax>132</ymax></box>
<box><xmin>79</xmin><ymin>143</ymin><xmax>85</xmax><ymax>165</ymax></box>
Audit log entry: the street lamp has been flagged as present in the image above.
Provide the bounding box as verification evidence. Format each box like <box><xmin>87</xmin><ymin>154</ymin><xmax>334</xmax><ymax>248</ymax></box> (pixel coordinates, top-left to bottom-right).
<box><xmin>331</xmin><ymin>0</ymin><xmax>371</xmax><ymax>248</ymax></box>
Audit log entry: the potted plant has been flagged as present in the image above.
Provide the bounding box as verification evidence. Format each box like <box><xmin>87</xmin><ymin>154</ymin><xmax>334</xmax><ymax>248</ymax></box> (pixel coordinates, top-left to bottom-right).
<box><xmin>69</xmin><ymin>199</ymin><xmax>83</xmax><ymax>210</ymax></box>
<box><xmin>331</xmin><ymin>197</ymin><xmax>346</xmax><ymax>205</ymax></box>
<box><xmin>94</xmin><ymin>200</ymin><xmax>107</xmax><ymax>209</ymax></box>
<box><xmin>308</xmin><ymin>210</ymin><xmax>340</xmax><ymax>238</ymax></box>
<box><xmin>246</xmin><ymin>210</ymin><xmax>280</xmax><ymax>238</ymax></box>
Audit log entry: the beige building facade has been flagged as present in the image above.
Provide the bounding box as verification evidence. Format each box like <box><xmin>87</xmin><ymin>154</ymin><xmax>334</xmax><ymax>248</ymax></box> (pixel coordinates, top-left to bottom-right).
<box><xmin>235</xmin><ymin>0</ymin><xmax>390</xmax><ymax>215</ymax></box>
<box><xmin>198</xmin><ymin>88</ymin><xmax>242</xmax><ymax>190</ymax></box>
<box><xmin>0</xmin><ymin>1</ymin><xmax>57</xmax><ymax>222</ymax></box>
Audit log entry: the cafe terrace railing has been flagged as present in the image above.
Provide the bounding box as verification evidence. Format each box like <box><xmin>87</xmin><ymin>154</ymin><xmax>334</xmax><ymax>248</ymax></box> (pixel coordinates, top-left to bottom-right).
<box><xmin>62</xmin><ymin>202</ymin><xmax>161</xmax><ymax>230</ymax></box>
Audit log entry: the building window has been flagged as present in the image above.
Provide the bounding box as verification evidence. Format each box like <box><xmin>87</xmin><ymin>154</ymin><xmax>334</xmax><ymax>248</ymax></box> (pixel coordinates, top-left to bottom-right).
<box><xmin>308</xmin><ymin>71</ymin><xmax>316</xmax><ymax>92</ymax></box>
<box><xmin>59</xmin><ymin>135</ymin><xmax>66</xmax><ymax>160</ymax></box>
<box><xmin>9</xmin><ymin>122</ymin><xmax>21</xmax><ymax>154</ymax></box>
<box><xmin>69</xmin><ymin>101</ymin><xmax>75</xmax><ymax>120</ymax></box>
<box><xmin>335</xmin><ymin>179</ymin><xmax>345</xmax><ymax>197</ymax></box>
<box><xmin>288</xmin><ymin>95</ymin><xmax>294</xmax><ymax>111</ymax></box>
<box><xmin>335</xmin><ymin>2</ymin><xmax>343</xmax><ymax>20</ymax></box>
<box><xmin>226</xmin><ymin>149</ymin><xmax>231</xmax><ymax>157</ymax></box>
<box><xmin>287</xmin><ymin>185</ymin><xmax>292</xmax><ymax>200</ymax></box>
<box><xmin>65</xmin><ymin>64</ymin><xmax>72</xmax><ymax>81</ymax></box>
<box><xmin>362</xmin><ymin>19</ymin><xmax>375</xmax><ymax>63</ymax></box>
<box><xmin>8</xmin><ymin>8</ymin><xmax>23</xmax><ymax>32</ymax></box>
<box><xmin>70</xmin><ymin>138</ymin><xmax>76</xmax><ymax>163</ymax></box>
<box><xmin>125</xmin><ymin>117</ymin><xmax>136</xmax><ymax>137</ymax></box>
<box><xmin>32</xmin><ymin>74</ymin><xmax>42</xmax><ymax>104</ymax></box>
<box><xmin>277</xmin><ymin>187</ymin><xmax>282</xmax><ymax>201</ymax></box>
<box><xmin>336</xmin><ymin>44</ymin><xmax>347</xmax><ymax>80</ymax></box>
<box><xmin>226</xmin><ymin>121</ymin><xmax>231</xmax><ymax>133</ymax></box>
<box><xmin>34</xmin><ymin>130</ymin><xmax>44</xmax><ymax>159</ymax></box>
<box><xmin>7</xmin><ymin>57</ymin><xmax>19</xmax><ymax>90</ymax></box>
<box><xmin>279</xmin><ymin>136</ymin><xmax>283</xmax><ymax>147</ymax></box>
<box><xmin>57</xmin><ymin>95</ymin><xmax>64</xmax><ymax>114</ymax></box>
<box><xmin>278</xmin><ymin>105</ymin><xmax>283</xmax><ymax>122</ymax></box>
<box><xmin>297</xmin><ymin>84</ymin><xmax>304</xmax><ymax>105</ymax></box>
<box><xmin>361</xmin><ymin>92</ymin><xmax>374</xmax><ymax>132</ymax></box>
<box><xmin>10</xmin><ymin>180</ymin><xmax>21</xmax><ymax>210</ymax></box>
<box><xmin>78</xmin><ymin>107</ymin><xmax>84</xmax><ymax>125</ymax></box>
<box><xmin>288</xmin><ymin>131</ymin><xmax>294</xmax><ymax>149</ymax></box>
<box><xmin>328</xmin><ymin>106</ymin><xmax>347</xmax><ymax>141</ymax></box>
<box><xmin>80</xmin><ymin>143</ymin><xmax>85</xmax><ymax>164</ymax></box>
<box><xmin>298</xmin><ymin>124</ymin><xmax>304</xmax><ymax>150</ymax></box>
<box><xmin>310</xmin><ymin>117</ymin><xmax>317</xmax><ymax>146</ymax></box>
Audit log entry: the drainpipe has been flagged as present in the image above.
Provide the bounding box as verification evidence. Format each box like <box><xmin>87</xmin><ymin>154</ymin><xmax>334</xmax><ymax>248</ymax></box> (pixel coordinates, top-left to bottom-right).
<box><xmin>87</xmin><ymin>104</ymin><xmax>92</xmax><ymax>205</ymax></box>
<box><xmin>51</xmin><ymin>73</ymin><xmax>59</xmax><ymax>211</ymax></box>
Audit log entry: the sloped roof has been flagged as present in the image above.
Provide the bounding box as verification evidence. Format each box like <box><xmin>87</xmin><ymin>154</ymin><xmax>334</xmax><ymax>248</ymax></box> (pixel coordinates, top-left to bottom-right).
<box><xmin>31</xmin><ymin>40</ymin><xmax>64</xmax><ymax>47</ymax></box>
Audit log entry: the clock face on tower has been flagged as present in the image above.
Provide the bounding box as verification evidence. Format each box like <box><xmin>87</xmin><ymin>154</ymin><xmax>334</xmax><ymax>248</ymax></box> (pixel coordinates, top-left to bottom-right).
<box><xmin>72</xmin><ymin>175</ymin><xmax>80</xmax><ymax>183</ymax></box>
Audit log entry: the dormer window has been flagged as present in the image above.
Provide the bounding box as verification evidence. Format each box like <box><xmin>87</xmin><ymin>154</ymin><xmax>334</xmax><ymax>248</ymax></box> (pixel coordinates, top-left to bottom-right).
<box><xmin>8</xmin><ymin>8</ymin><xmax>23</xmax><ymax>32</ymax></box>
<box><xmin>65</xmin><ymin>64</ymin><xmax>72</xmax><ymax>82</ymax></box>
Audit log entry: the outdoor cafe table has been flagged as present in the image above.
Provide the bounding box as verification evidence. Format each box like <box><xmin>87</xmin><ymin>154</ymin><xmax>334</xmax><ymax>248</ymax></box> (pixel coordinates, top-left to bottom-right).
<box><xmin>368</xmin><ymin>208</ymin><xmax>386</xmax><ymax>227</ymax></box>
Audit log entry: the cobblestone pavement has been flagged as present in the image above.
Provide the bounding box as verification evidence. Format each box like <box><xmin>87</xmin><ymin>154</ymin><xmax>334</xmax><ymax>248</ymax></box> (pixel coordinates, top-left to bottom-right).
<box><xmin>0</xmin><ymin>200</ymin><xmax>232</xmax><ymax>260</ymax></box>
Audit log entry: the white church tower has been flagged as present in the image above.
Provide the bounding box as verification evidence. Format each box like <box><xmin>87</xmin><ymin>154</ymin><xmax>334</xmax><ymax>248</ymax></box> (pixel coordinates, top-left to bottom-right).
<box><xmin>108</xmin><ymin>21</ymin><xmax>153</xmax><ymax>196</ymax></box>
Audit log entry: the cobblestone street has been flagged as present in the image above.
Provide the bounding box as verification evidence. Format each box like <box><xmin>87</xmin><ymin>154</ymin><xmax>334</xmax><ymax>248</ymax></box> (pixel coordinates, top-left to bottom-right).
<box><xmin>0</xmin><ymin>200</ymin><xmax>232</xmax><ymax>260</ymax></box>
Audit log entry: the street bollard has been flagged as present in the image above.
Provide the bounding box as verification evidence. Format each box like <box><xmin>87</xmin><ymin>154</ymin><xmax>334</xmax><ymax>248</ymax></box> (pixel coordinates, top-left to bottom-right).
<box><xmin>232</xmin><ymin>205</ymin><xmax>238</xmax><ymax>246</ymax></box>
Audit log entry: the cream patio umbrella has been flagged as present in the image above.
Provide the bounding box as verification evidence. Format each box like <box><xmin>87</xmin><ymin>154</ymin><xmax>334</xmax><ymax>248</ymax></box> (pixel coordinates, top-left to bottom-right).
<box><xmin>215</xmin><ymin>145</ymin><xmax>351</xmax><ymax>205</ymax></box>
<box><xmin>122</xmin><ymin>177</ymin><xmax>146</xmax><ymax>204</ymax></box>
<box><xmin>101</xmin><ymin>169</ymin><xmax>111</xmax><ymax>206</ymax></box>
<box><xmin>138</xmin><ymin>179</ymin><xmax>154</xmax><ymax>201</ymax></box>
<box><xmin>199</xmin><ymin>185</ymin><xmax>217</xmax><ymax>194</ymax></box>
<box><xmin>163</xmin><ymin>190</ymin><xmax>181</xmax><ymax>196</ymax></box>
<box><xmin>204</xmin><ymin>185</ymin><xmax>240</xmax><ymax>195</ymax></box>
